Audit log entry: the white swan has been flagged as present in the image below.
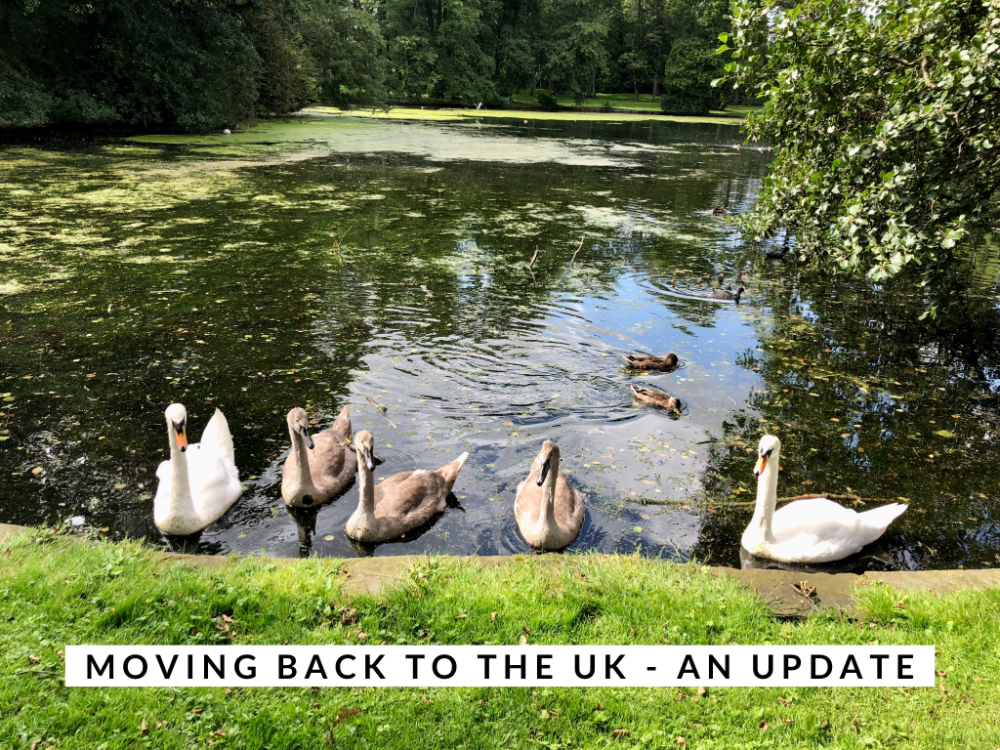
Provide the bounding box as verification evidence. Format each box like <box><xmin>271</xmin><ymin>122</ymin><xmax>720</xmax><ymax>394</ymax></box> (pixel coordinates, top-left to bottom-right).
<box><xmin>154</xmin><ymin>403</ymin><xmax>241</xmax><ymax>535</ymax></box>
<box><xmin>742</xmin><ymin>435</ymin><xmax>907</xmax><ymax>563</ymax></box>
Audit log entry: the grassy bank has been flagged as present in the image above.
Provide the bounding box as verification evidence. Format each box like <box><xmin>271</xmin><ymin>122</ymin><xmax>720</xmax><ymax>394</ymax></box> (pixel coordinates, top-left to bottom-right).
<box><xmin>308</xmin><ymin>105</ymin><xmax>743</xmax><ymax>126</ymax></box>
<box><xmin>2</xmin><ymin>531</ymin><xmax>998</xmax><ymax>749</ymax></box>
<box><xmin>509</xmin><ymin>92</ymin><xmax>760</xmax><ymax>117</ymax></box>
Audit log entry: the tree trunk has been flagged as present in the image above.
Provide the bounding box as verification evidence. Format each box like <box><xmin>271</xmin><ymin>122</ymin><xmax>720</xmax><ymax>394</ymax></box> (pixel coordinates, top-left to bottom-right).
<box><xmin>634</xmin><ymin>80</ymin><xmax>639</xmax><ymax>102</ymax></box>
<box><xmin>652</xmin><ymin>72</ymin><xmax>658</xmax><ymax>100</ymax></box>
<box><xmin>590</xmin><ymin>69</ymin><xmax>597</xmax><ymax>97</ymax></box>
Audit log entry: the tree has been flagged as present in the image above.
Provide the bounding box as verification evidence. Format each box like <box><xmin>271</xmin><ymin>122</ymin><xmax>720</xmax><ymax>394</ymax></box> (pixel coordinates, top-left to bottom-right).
<box><xmin>660</xmin><ymin>37</ymin><xmax>724</xmax><ymax>114</ymax></box>
<box><xmin>723</xmin><ymin>0</ymin><xmax>1000</xmax><ymax>288</ymax></box>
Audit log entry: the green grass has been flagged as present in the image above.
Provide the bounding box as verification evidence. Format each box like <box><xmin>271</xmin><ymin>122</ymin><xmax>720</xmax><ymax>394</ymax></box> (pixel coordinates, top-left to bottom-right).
<box><xmin>509</xmin><ymin>91</ymin><xmax>760</xmax><ymax>117</ymax></box>
<box><xmin>2</xmin><ymin>531</ymin><xmax>999</xmax><ymax>749</ymax></box>
<box><xmin>309</xmin><ymin>105</ymin><xmax>740</xmax><ymax>126</ymax></box>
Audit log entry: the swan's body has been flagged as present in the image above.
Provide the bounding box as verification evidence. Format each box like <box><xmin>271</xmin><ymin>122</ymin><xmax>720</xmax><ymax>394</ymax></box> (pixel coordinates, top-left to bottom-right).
<box><xmin>281</xmin><ymin>406</ymin><xmax>356</xmax><ymax>507</ymax></box>
<box><xmin>345</xmin><ymin>430</ymin><xmax>467</xmax><ymax>543</ymax></box>
<box><xmin>713</xmin><ymin>285</ymin><xmax>745</xmax><ymax>301</ymax></box>
<box><xmin>624</xmin><ymin>352</ymin><xmax>678</xmax><ymax>371</ymax></box>
<box><xmin>515</xmin><ymin>441</ymin><xmax>584</xmax><ymax>550</ymax></box>
<box><xmin>742</xmin><ymin>435</ymin><xmax>907</xmax><ymax>563</ymax></box>
<box><xmin>630</xmin><ymin>384</ymin><xmax>681</xmax><ymax>413</ymax></box>
<box><xmin>154</xmin><ymin>404</ymin><xmax>241</xmax><ymax>536</ymax></box>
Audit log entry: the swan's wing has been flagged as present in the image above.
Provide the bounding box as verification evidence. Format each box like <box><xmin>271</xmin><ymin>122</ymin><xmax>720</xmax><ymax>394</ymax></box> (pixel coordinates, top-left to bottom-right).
<box><xmin>770</xmin><ymin>498</ymin><xmax>865</xmax><ymax>560</ymax></box>
<box><xmin>199</xmin><ymin>409</ymin><xmax>237</xmax><ymax>473</ymax></box>
<box><xmin>187</xmin><ymin>445</ymin><xmax>239</xmax><ymax>521</ymax></box>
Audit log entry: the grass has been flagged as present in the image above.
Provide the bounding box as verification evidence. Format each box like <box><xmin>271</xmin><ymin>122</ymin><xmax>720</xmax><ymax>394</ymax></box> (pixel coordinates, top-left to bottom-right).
<box><xmin>307</xmin><ymin>105</ymin><xmax>743</xmax><ymax>126</ymax></box>
<box><xmin>2</xmin><ymin>530</ymin><xmax>999</xmax><ymax>749</ymax></box>
<box><xmin>509</xmin><ymin>91</ymin><xmax>761</xmax><ymax>117</ymax></box>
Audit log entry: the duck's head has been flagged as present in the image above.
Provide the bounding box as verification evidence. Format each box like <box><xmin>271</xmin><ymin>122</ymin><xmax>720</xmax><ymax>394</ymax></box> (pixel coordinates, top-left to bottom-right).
<box><xmin>287</xmin><ymin>407</ymin><xmax>314</xmax><ymax>450</ymax></box>
<box><xmin>354</xmin><ymin>429</ymin><xmax>376</xmax><ymax>471</ymax></box>
<box><xmin>754</xmin><ymin>434</ymin><xmax>781</xmax><ymax>476</ymax></box>
<box><xmin>735</xmin><ymin>286</ymin><xmax>745</xmax><ymax>296</ymax></box>
<box><xmin>165</xmin><ymin>403</ymin><xmax>188</xmax><ymax>452</ymax></box>
<box><xmin>536</xmin><ymin>440</ymin><xmax>560</xmax><ymax>486</ymax></box>
<box><xmin>663</xmin><ymin>352</ymin><xmax>678</xmax><ymax>367</ymax></box>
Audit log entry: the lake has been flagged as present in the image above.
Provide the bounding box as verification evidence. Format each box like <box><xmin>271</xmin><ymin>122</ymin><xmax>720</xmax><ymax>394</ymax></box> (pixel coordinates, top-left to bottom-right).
<box><xmin>1</xmin><ymin>110</ymin><xmax>998</xmax><ymax>569</ymax></box>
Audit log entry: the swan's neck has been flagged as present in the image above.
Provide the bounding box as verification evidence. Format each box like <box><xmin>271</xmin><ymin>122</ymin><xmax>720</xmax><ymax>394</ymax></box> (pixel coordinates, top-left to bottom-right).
<box><xmin>168</xmin><ymin>430</ymin><xmax>197</xmax><ymax>517</ymax></box>
<box><xmin>355</xmin><ymin>450</ymin><xmax>377</xmax><ymax>525</ymax></box>
<box><xmin>287</xmin><ymin>425</ymin><xmax>315</xmax><ymax>495</ymax></box>
<box><xmin>749</xmin><ymin>455</ymin><xmax>779</xmax><ymax>542</ymax></box>
<box><xmin>534</xmin><ymin>455</ymin><xmax>559</xmax><ymax>536</ymax></box>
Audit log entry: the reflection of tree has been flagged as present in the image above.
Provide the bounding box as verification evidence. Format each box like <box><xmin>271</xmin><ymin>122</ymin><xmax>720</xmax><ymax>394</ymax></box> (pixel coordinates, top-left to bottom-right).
<box><xmin>692</xmin><ymin>265</ymin><xmax>1000</xmax><ymax>570</ymax></box>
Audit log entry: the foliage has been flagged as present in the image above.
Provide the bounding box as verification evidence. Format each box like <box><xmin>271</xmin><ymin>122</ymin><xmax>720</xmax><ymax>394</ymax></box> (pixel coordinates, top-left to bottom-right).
<box><xmin>660</xmin><ymin>37</ymin><xmax>725</xmax><ymax>114</ymax></box>
<box><xmin>536</xmin><ymin>90</ymin><xmax>560</xmax><ymax>110</ymax></box>
<box><xmin>1</xmin><ymin>0</ymin><xmax>740</xmax><ymax>128</ymax></box>
<box><xmin>723</xmin><ymin>0</ymin><xmax>1000</xmax><ymax>287</ymax></box>
<box><xmin>2</xmin><ymin>534</ymin><xmax>1000</xmax><ymax>748</ymax></box>
<box><xmin>0</xmin><ymin>0</ymin><xmax>388</xmax><ymax>130</ymax></box>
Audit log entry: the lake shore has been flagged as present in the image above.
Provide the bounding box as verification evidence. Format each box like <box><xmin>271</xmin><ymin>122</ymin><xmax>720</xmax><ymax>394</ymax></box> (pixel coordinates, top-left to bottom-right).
<box><xmin>303</xmin><ymin>105</ymin><xmax>745</xmax><ymax>126</ymax></box>
<box><xmin>2</xmin><ymin>528</ymin><xmax>998</xmax><ymax>748</ymax></box>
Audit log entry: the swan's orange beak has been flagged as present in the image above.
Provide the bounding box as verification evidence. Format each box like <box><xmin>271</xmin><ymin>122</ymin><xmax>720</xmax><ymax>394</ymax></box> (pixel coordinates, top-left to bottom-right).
<box><xmin>753</xmin><ymin>453</ymin><xmax>768</xmax><ymax>476</ymax></box>
<box><xmin>174</xmin><ymin>425</ymin><xmax>188</xmax><ymax>452</ymax></box>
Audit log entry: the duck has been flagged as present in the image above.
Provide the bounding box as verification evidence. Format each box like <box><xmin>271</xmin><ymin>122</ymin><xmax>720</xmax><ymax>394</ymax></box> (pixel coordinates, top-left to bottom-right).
<box><xmin>345</xmin><ymin>430</ymin><xmax>468</xmax><ymax>543</ymax></box>
<box><xmin>712</xmin><ymin>285</ymin><xmax>745</xmax><ymax>301</ymax></box>
<box><xmin>154</xmin><ymin>404</ymin><xmax>241</xmax><ymax>536</ymax></box>
<box><xmin>281</xmin><ymin>406</ymin><xmax>357</xmax><ymax>508</ymax></box>
<box><xmin>717</xmin><ymin>272</ymin><xmax>725</xmax><ymax>285</ymax></box>
<box><xmin>712</xmin><ymin>205</ymin><xmax>730</xmax><ymax>215</ymax></box>
<box><xmin>766</xmin><ymin>245</ymin><xmax>789</xmax><ymax>259</ymax></box>
<box><xmin>515</xmin><ymin>440</ymin><xmax>585</xmax><ymax>550</ymax></box>
<box><xmin>742</xmin><ymin>435</ymin><xmax>907</xmax><ymax>563</ymax></box>
<box><xmin>623</xmin><ymin>352</ymin><xmax>679</xmax><ymax>371</ymax></box>
<box><xmin>630</xmin><ymin>384</ymin><xmax>682</xmax><ymax>413</ymax></box>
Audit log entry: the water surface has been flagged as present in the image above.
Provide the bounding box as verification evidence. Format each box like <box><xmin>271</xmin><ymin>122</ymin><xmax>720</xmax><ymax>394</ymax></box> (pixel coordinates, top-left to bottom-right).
<box><xmin>2</xmin><ymin>112</ymin><xmax>998</xmax><ymax>569</ymax></box>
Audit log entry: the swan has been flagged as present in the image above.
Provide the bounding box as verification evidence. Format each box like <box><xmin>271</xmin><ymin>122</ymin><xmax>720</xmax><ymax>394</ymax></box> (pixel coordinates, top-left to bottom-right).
<box><xmin>154</xmin><ymin>403</ymin><xmax>241</xmax><ymax>536</ymax></box>
<box><xmin>515</xmin><ymin>441</ymin><xmax>585</xmax><ymax>550</ymax></box>
<box><xmin>623</xmin><ymin>352</ymin><xmax>678</xmax><ymax>370</ymax></box>
<box><xmin>281</xmin><ymin>406</ymin><xmax>356</xmax><ymax>507</ymax></box>
<box><xmin>345</xmin><ymin>430</ymin><xmax>468</xmax><ymax>543</ymax></box>
<box><xmin>742</xmin><ymin>435</ymin><xmax>907</xmax><ymax>563</ymax></box>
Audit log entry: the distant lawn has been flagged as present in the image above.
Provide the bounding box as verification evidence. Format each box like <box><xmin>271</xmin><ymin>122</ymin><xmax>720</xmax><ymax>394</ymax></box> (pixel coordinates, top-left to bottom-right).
<box><xmin>510</xmin><ymin>91</ymin><xmax>758</xmax><ymax>117</ymax></box>
<box><xmin>2</xmin><ymin>531</ymin><xmax>999</xmax><ymax>749</ymax></box>
<box><xmin>306</xmin><ymin>106</ymin><xmax>741</xmax><ymax>127</ymax></box>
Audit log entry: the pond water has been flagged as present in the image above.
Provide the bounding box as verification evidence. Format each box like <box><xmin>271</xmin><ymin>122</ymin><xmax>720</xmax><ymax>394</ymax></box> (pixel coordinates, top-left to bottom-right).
<box><xmin>2</xmin><ymin>111</ymin><xmax>999</xmax><ymax>569</ymax></box>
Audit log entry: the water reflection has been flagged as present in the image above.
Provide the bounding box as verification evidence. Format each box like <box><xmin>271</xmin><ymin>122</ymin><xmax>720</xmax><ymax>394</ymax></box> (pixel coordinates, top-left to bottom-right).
<box><xmin>0</xmin><ymin>116</ymin><xmax>997</xmax><ymax>568</ymax></box>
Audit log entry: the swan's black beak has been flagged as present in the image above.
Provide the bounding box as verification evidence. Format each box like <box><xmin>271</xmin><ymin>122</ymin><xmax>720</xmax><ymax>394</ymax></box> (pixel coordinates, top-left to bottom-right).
<box><xmin>364</xmin><ymin>448</ymin><xmax>375</xmax><ymax>472</ymax></box>
<box><xmin>536</xmin><ymin>457</ymin><xmax>550</xmax><ymax>487</ymax></box>
<box><xmin>173</xmin><ymin>420</ymin><xmax>188</xmax><ymax>452</ymax></box>
<box><xmin>753</xmin><ymin>453</ymin><xmax>768</xmax><ymax>476</ymax></box>
<box><xmin>300</xmin><ymin>425</ymin><xmax>315</xmax><ymax>450</ymax></box>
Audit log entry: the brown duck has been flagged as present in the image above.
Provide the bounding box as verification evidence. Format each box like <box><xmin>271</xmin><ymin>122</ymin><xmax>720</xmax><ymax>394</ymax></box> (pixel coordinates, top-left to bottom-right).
<box><xmin>712</xmin><ymin>285</ymin><xmax>745</xmax><ymax>301</ymax></box>
<box><xmin>345</xmin><ymin>430</ymin><xmax>468</xmax><ymax>543</ymax></box>
<box><xmin>631</xmin><ymin>384</ymin><xmax>682</xmax><ymax>413</ymax></box>
<box><xmin>281</xmin><ymin>406</ymin><xmax>356</xmax><ymax>508</ymax></box>
<box><xmin>515</xmin><ymin>440</ymin><xmax>585</xmax><ymax>550</ymax></box>
<box><xmin>624</xmin><ymin>352</ymin><xmax>679</xmax><ymax>371</ymax></box>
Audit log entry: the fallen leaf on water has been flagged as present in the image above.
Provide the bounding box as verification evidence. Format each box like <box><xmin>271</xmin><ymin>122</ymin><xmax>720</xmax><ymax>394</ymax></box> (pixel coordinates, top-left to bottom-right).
<box><xmin>324</xmin><ymin>535</ymin><xmax>334</xmax><ymax>541</ymax></box>
<box><xmin>933</xmin><ymin>430</ymin><xmax>957</xmax><ymax>438</ymax></box>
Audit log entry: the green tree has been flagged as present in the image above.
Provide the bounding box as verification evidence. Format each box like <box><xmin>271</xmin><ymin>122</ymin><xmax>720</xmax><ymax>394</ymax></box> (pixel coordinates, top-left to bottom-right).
<box><xmin>723</xmin><ymin>0</ymin><xmax>1000</xmax><ymax>287</ymax></box>
<box><xmin>660</xmin><ymin>37</ymin><xmax>724</xmax><ymax>114</ymax></box>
